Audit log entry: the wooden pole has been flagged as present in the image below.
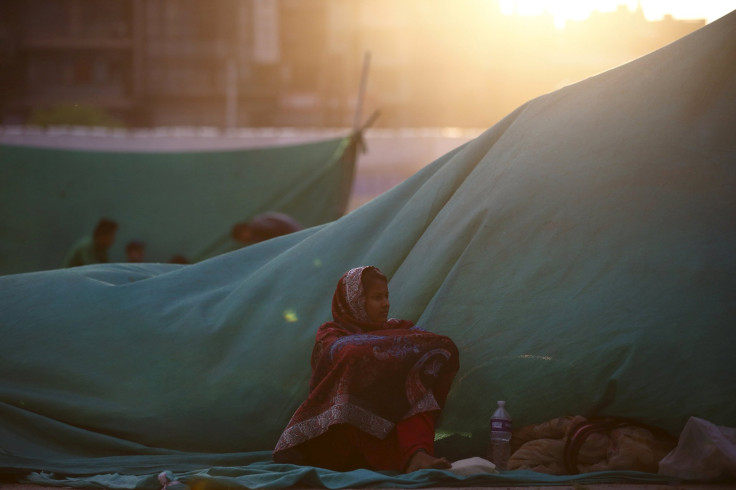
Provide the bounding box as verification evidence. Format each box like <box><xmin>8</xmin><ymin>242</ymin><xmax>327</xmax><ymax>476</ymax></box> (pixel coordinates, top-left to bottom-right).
<box><xmin>225</xmin><ymin>58</ymin><xmax>238</xmax><ymax>128</ymax></box>
<box><xmin>352</xmin><ymin>51</ymin><xmax>371</xmax><ymax>131</ymax></box>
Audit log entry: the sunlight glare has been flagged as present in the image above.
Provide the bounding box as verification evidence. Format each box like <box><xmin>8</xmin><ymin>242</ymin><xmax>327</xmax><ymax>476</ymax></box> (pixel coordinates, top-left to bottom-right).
<box><xmin>498</xmin><ymin>0</ymin><xmax>733</xmax><ymax>26</ymax></box>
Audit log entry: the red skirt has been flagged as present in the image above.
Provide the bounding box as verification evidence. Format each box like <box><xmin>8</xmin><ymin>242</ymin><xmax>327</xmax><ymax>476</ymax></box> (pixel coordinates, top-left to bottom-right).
<box><xmin>285</xmin><ymin>411</ymin><xmax>437</xmax><ymax>472</ymax></box>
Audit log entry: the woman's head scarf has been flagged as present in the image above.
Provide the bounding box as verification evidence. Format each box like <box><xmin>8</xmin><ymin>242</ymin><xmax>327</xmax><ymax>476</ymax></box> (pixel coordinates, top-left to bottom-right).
<box><xmin>331</xmin><ymin>266</ymin><xmax>387</xmax><ymax>331</ymax></box>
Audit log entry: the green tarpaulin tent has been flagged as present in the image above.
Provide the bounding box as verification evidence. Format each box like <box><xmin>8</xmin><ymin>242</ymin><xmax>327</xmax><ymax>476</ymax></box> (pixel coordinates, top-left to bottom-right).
<box><xmin>1</xmin><ymin>9</ymin><xmax>734</xmax><ymax>489</ymax></box>
<box><xmin>0</xmin><ymin>134</ymin><xmax>359</xmax><ymax>275</ymax></box>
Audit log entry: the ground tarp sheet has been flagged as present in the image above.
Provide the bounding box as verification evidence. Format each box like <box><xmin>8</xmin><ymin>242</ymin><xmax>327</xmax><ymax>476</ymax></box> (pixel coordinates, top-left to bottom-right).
<box><xmin>0</xmin><ymin>135</ymin><xmax>356</xmax><ymax>275</ymax></box>
<box><xmin>1</xmin><ymin>10</ymin><xmax>735</xmax><ymax>489</ymax></box>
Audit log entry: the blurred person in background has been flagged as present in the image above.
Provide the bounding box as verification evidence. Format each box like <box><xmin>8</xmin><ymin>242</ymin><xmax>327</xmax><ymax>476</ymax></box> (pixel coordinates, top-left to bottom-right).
<box><xmin>63</xmin><ymin>218</ymin><xmax>118</xmax><ymax>268</ymax></box>
<box><xmin>231</xmin><ymin>212</ymin><xmax>303</xmax><ymax>247</ymax></box>
<box><xmin>125</xmin><ymin>240</ymin><xmax>146</xmax><ymax>263</ymax></box>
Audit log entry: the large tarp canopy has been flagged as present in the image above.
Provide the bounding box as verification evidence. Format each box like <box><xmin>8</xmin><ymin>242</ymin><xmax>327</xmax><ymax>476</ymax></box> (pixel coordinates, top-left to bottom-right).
<box><xmin>0</xmin><ymin>134</ymin><xmax>358</xmax><ymax>275</ymax></box>
<box><xmin>1</xmin><ymin>9</ymin><xmax>735</xmax><ymax>489</ymax></box>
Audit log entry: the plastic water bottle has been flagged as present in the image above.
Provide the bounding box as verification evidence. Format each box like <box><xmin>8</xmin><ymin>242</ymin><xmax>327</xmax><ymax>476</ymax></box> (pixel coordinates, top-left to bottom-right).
<box><xmin>488</xmin><ymin>400</ymin><xmax>512</xmax><ymax>470</ymax></box>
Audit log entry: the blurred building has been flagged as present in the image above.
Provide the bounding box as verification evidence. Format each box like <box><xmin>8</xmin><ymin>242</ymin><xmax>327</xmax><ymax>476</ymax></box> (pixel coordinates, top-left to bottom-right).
<box><xmin>0</xmin><ymin>0</ymin><xmax>705</xmax><ymax>129</ymax></box>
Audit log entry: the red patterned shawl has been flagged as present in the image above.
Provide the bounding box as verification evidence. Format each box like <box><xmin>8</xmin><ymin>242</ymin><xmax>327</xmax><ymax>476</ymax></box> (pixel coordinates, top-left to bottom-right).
<box><xmin>273</xmin><ymin>266</ymin><xmax>459</xmax><ymax>463</ymax></box>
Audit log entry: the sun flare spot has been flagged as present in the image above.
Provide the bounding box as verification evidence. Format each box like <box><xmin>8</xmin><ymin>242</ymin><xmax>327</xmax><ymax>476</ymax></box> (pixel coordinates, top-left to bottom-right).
<box><xmin>283</xmin><ymin>309</ymin><xmax>299</xmax><ymax>323</ymax></box>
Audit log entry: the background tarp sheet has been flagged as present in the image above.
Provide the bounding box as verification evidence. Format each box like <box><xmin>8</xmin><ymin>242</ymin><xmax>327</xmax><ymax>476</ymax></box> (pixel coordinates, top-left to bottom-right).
<box><xmin>1</xmin><ymin>9</ymin><xmax>735</xmax><ymax>489</ymax></box>
<box><xmin>0</xmin><ymin>134</ymin><xmax>356</xmax><ymax>275</ymax></box>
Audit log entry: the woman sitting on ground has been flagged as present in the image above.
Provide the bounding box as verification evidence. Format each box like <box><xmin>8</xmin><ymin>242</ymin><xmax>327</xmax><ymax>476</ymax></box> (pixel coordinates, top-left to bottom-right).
<box><xmin>273</xmin><ymin>266</ymin><xmax>460</xmax><ymax>473</ymax></box>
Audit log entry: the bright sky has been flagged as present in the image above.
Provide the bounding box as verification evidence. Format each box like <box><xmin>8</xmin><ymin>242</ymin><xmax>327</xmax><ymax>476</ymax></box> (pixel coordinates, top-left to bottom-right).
<box><xmin>498</xmin><ymin>0</ymin><xmax>735</xmax><ymax>28</ymax></box>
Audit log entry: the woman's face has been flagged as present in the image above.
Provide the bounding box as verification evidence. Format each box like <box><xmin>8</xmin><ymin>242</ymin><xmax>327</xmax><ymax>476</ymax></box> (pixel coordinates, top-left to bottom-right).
<box><xmin>364</xmin><ymin>280</ymin><xmax>389</xmax><ymax>323</ymax></box>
